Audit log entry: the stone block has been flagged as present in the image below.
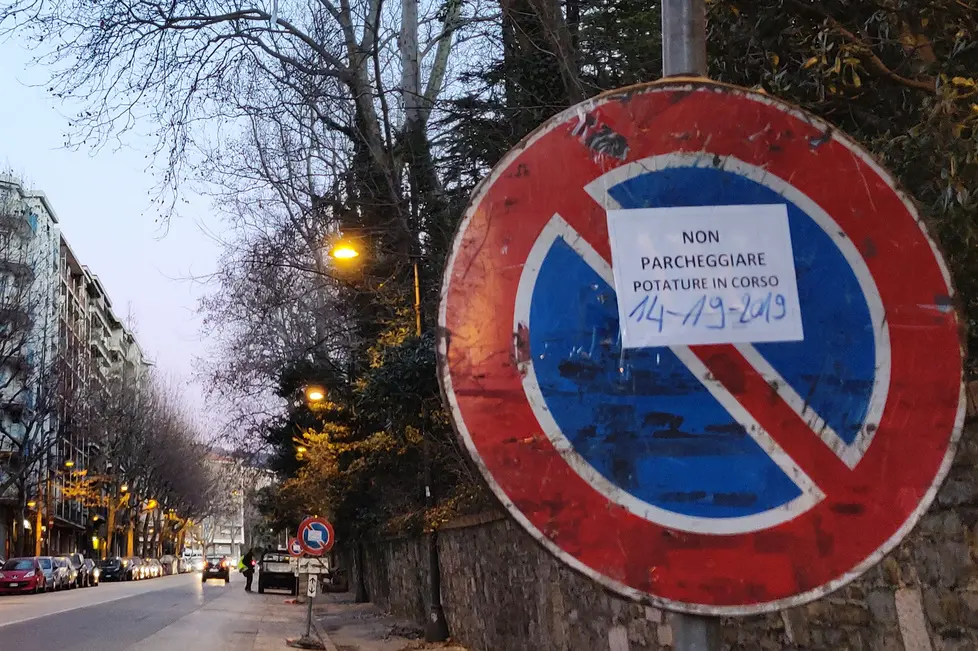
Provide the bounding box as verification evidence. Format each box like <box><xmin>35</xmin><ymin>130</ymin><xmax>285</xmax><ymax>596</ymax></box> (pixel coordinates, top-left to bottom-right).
<box><xmin>937</xmin><ymin>478</ymin><xmax>978</xmax><ymax>509</ymax></box>
<box><xmin>922</xmin><ymin>587</ymin><xmax>944</xmax><ymax>625</ymax></box>
<box><xmin>780</xmin><ymin>607</ymin><xmax>811</xmax><ymax>645</ymax></box>
<box><xmin>627</xmin><ymin>618</ymin><xmax>651</xmax><ymax>646</ymax></box>
<box><xmin>867</xmin><ymin>589</ymin><xmax>898</xmax><ymax>622</ymax></box>
<box><xmin>882</xmin><ymin>557</ymin><xmax>904</xmax><ymax>586</ymax></box>
<box><xmin>655</xmin><ymin>623</ymin><xmax>673</xmax><ymax>647</ymax></box>
<box><xmin>962</xmin><ymin>591</ymin><xmax>978</xmax><ymax>627</ymax></box>
<box><xmin>609</xmin><ymin>624</ymin><xmax>630</xmax><ymax>651</ymax></box>
<box><xmin>836</xmin><ymin>602</ymin><xmax>872</xmax><ymax>626</ymax></box>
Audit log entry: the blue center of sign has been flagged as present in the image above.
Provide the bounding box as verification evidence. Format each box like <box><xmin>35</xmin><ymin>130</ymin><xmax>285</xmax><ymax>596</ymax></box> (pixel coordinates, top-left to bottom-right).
<box><xmin>528</xmin><ymin>166</ymin><xmax>875</xmax><ymax>519</ymax></box>
<box><xmin>304</xmin><ymin>523</ymin><xmax>330</xmax><ymax>547</ymax></box>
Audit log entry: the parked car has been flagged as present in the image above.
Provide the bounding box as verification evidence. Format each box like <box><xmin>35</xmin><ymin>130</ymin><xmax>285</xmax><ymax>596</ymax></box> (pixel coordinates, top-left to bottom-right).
<box><xmin>125</xmin><ymin>557</ymin><xmax>144</xmax><ymax>580</ymax></box>
<box><xmin>82</xmin><ymin>559</ymin><xmax>100</xmax><ymax>587</ymax></box>
<box><xmin>98</xmin><ymin>557</ymin><xmax>126</xmax><ymax>582</ymax></box>
<box><xmin>143</xmin><ymin>558</ymin><xmax>162</xmax><ymax>578</ymax></box>
<box><xmin>36</xmin><ymin>557</ymin><xmax>56</xmax><ymax>591</ymax></box>
<box><xmin>257</xmin><ymin>551</ymin><xmax>296</xmax><ymax>595</ymax></box>
<box><xmin>160</xmin><ymin>554</ymin><xmax>178</xmax><ymax>575</ymax></box>
<box><xmin>52</xmin><ymin>557</ymin><xmax>73</xmax><ymax>590</ymax></box>
<box><xmin>68</xmin><ymin>553</ymin><xmax>90</xmax><ymax>588</ymax></box>
<box><xmin>0</xmin><ymin>557</ymin><xmax>46</xmax><ymax>595</ymax></box>
<box><xmin>201</xmin><ymin>555</ymin><xmax>230</xmax><ymax>584</ymax></box>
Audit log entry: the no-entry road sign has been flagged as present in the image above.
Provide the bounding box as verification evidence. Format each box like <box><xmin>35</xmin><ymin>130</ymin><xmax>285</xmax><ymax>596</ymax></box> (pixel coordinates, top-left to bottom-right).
<box><xmin>297</xmin><ymin>517</ymin><xmax>335</xmax><ymax>557</ymax></box>
<box><xmin>437</xmin><ymin>80</ymin><xmax>964</xmax><ymax>615</ymax></box>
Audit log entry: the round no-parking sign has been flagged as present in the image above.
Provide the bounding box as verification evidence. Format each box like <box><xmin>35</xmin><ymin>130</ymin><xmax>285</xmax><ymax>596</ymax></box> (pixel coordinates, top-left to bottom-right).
<box><xmin>297</xmin><ymin>516</ymin><xmax>335</xmax><ymax>557</ymax></box>
<box><xmin>437</xmin><ymin>80</ymin><xmax>964</xmax><ymax>614</ymax></box>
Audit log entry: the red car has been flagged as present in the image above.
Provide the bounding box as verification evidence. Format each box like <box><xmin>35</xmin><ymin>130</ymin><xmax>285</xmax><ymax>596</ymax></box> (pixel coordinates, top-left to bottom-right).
<box><xmin>0</xmin><ymin>557</ymin><xmax>47</xmax><ymax>594</ymax></box>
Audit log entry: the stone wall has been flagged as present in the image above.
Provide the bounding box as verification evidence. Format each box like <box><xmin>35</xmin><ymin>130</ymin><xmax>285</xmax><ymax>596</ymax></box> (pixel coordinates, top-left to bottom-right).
<box><xmin>349</xmin><ymin>399</ymin><xmax>978</xmax><ymax>651</ymax></box>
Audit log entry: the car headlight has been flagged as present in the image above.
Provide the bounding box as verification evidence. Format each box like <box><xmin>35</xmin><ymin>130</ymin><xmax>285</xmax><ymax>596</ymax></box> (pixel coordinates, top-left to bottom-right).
<box><xmin>24</xmin><ymin>571</ymin><xmax>35</xmax><ymax>578</ymax></box>
<box><xmin>0</xmin><ymin>572</ymin><xmax>6</xmax><ymax>579</ymax></box>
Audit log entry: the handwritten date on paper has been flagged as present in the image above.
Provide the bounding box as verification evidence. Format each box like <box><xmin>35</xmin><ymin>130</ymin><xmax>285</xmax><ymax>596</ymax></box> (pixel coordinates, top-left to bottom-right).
<box><xmin>628</xmin><ymin>292</ymin><xmax>790</xmax><ymax>333</ymax></box>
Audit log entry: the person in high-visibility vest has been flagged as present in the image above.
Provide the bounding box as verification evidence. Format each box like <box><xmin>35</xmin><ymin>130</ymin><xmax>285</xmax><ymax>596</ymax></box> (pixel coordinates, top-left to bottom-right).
<box><xmin>241</xmin><ymin>549</ymin><xmax>255</xmax><ymax>592</ymax></box>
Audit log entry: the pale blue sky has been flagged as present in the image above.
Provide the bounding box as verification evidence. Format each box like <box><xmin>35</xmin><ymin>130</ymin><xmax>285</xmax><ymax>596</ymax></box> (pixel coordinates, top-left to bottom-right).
<box><xmin>0</xmin><ymin>39</ymin><xmax>222</xmax><ymax>421</ymax></box>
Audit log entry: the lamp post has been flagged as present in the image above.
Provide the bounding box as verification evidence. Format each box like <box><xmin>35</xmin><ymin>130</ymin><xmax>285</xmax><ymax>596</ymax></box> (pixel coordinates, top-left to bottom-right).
<box><xmin>329</xmin><ymin>240</ymin><xmax>449</xmax><ymax>642</ymax></box>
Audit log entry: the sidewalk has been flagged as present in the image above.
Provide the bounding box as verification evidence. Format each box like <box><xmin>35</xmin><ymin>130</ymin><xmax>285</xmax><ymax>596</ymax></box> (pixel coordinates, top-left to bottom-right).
<box><xmin>313</xmin><ymin>592</ymin><xmax>468</xmax><ymax>651</ymax></box>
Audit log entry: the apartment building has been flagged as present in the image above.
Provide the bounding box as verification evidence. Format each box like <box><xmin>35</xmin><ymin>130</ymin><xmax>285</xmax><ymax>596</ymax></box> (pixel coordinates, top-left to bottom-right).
<box><xmin>0</xmin><ymin>176</ymin><xmax>150</xmax><ymax>557</ymax></box>
<box><xmin>49</xmin><ymin>256</ymin><xmax>151</xmax><ymax>554</ymax></box>
<box><xmin>0</xmin><ymin>176</ymin><xmax>61</xmax><ymax>557</ymax></box>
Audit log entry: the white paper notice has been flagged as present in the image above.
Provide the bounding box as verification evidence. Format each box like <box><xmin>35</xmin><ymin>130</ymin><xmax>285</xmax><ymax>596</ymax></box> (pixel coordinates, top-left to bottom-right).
<box><xmin>606</xmin><ymin>204</ymin><xmax>804</xmax><ymax>348</ymax></box>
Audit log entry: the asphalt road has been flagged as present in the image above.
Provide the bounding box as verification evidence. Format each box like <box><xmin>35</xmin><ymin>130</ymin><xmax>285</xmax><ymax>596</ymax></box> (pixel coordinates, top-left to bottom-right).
<box><xmin>0</xmin><ymin>573</ymin><xmax>263</xmax><ymax>651</ymax></box>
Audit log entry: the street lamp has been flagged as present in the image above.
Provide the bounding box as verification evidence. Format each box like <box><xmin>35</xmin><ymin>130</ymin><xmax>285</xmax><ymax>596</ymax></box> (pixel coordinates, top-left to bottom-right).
<box><xmin>64</xmin><ymin>460</ymin><xmax>75</xmax><ymax>468</ymax></box>
<box><xmin>329</xmin><ymin>241</ymin><xmax>360</xmax><ymax>260</ymax></box>
<box><xmin>328</xmin><ymin>238</ymin><xmax>446</xmax><ymax>641</ymax></box>
<box><xmin>304</xmin><ymin>385</ymin><xmax>326</xmax><ymax>404</ymax></box>
<box><xmin>120</xmin><ymin>484</ymin><xmax>129</xmax><ymax>493</ymax></box>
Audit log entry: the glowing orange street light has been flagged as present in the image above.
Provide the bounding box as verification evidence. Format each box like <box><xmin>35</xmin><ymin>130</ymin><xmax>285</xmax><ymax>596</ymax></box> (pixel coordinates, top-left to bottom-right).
<box><xmin>64</xmin><ymin>460</ymin><xmax>75</xmax><ymax>468</ymax></box>
<box><xmin>304</xmin><ymin>385</ymin><xmax>326</xmax><ymax>403</ymax></box>
<box><xmin>330</xmin><ymin>241</ymin><xmax>360</xmax><ymax>260</ymax></box>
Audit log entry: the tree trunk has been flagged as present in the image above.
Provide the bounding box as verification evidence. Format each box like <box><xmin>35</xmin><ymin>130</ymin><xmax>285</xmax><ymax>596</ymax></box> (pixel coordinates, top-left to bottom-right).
<box><xmin>154</xmin><ymin>510</ymin><xmax>163</xmax><ymax>557</ymax></box>
<box><xmin>139</xmin><ymin>515</ymin><xmax>150</xmax><ymax>556</ymax></box>
<box><xmin>106</xmin><ymin>500</ymin><xmax>117</xmax><ymax>560</ymax></box>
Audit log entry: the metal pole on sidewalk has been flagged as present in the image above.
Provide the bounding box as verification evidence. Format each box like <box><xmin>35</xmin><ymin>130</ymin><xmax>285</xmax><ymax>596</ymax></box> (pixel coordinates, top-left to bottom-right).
<box><xmin>674</xmin><ymin>613</ymin><xmax>722</xmax><ymax>651</ymax></box>
<box><xmin>414</xmin><ymin>259</ymin><xmax>449</xmax><ymax>643</ymax></box>
<box><xmin>661</xmin><ymin>2</ymin><xmax>721</xmax><ymax>649</ymax></box>
<box><xmin>305</xmin><ymin>594</ymin><xmax>313</xmax><ymax>638</ymax></box>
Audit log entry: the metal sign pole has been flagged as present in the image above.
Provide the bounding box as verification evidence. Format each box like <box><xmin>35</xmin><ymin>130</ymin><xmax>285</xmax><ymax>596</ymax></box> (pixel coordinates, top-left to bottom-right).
<box><xmin>661</xmin><ymin>2</ymin><xmax>720</xmax><ymax>650</ymax></box>
<box><xmin>661</xmin><ymin>0</ymin><xmax>707</xmax><ymax>77</ymax></box>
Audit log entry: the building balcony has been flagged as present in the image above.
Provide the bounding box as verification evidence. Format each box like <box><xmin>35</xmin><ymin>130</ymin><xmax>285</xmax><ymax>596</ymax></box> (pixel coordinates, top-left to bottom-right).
<box><xmin>0</xmin><ymin>258</ymin><xmax>35</xmax><ymax>281</ymax></box>
<box><xmin>1</xmin><ymin>350</ymin><xmax>30</xmax><ymax>375</ymax></box>
<box><xmin>0</xmin><ymin>208</ymin><xmax>32</xmax><ymax>237</ymax></box>
<box><xmin>0</xmin><ymin>394</ymin><xmax>33</xmax><ymax>421</ymax></box>
<box><xmin>90</xmin><ymin>337</ymin><xmax>110</xmax><ymax>361</ymax></box>
<box><xmin>0</xmin><ymin>301</ymin><xmax>30</xmax><ymax>324</ymax></box>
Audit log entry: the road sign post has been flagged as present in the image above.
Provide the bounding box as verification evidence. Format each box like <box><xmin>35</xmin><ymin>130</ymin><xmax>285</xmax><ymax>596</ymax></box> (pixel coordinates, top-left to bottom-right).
<box><xmin>438</xmin><ymin>77</ymin><xmax>963</xmax><ymax>626</ymax></box>
<box><xmin>660</xmin><ymin>2</ymin><xmax>717</xmax><ymax>647</ymax></box>
<box><xmin>286</xmin><ymin>517</ymin><xmax>335</xmax><ymax>650</ymax></box>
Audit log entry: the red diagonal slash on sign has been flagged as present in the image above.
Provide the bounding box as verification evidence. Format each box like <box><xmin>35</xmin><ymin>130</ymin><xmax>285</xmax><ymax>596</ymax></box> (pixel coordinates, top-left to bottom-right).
<box><xmin>540</xmin><ymin>211</ymin><xmax>857</xmax><ymax>497</ymax></box>
<box><xmin>515</xmin><ymin>140</ymin><xmax>860</xmax><ymax>501</ymax></box>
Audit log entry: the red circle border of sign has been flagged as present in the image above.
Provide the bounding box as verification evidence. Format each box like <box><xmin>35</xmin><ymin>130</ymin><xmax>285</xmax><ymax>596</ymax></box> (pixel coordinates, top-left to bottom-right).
<box><xmin>436</xmin><ymin>79</ymin><xmax>966</xmax><ymax>615</ymax></box>
<box><xmin>297</xmin><ymin>517</ymin><xmax>336</xmax><ymax>556</ymax></box>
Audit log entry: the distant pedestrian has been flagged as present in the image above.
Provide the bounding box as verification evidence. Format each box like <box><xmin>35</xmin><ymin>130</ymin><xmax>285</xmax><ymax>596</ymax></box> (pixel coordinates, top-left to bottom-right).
<box><xmin>241</xmin><ymin>549</ymin><xmax>255</xmax><ymax>592</ymax></box>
